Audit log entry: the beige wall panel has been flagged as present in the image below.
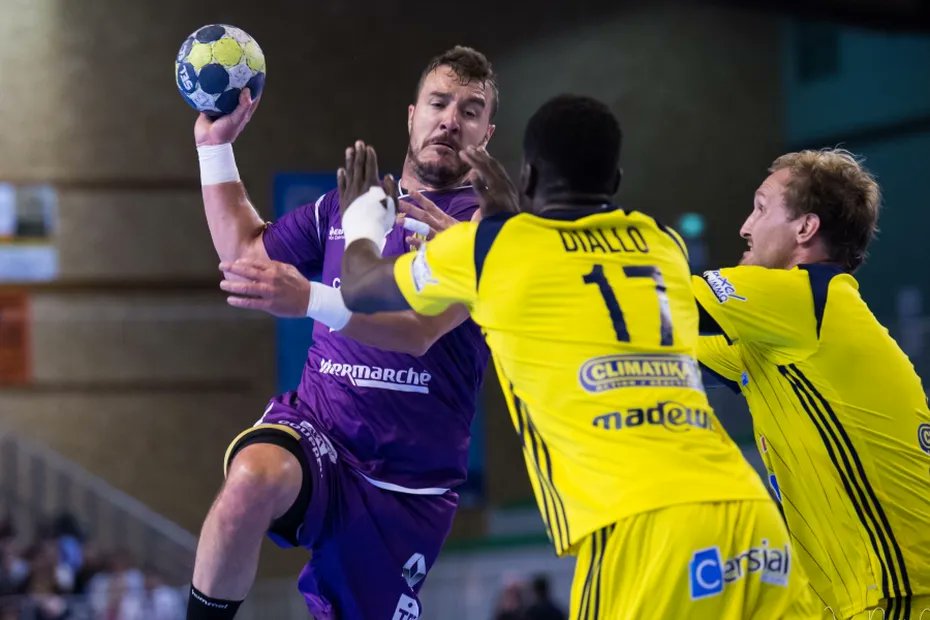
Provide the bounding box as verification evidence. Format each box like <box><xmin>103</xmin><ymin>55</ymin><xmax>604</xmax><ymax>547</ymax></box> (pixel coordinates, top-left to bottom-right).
<box><xmin>29</xmin><ymin>292</ymin><xmax>275</xmax><ymax>387</ymax></box>
<box><xmin>54</xmin><ymin>190</ymin><xmax>224</xmax><ymax>279</ymax></box>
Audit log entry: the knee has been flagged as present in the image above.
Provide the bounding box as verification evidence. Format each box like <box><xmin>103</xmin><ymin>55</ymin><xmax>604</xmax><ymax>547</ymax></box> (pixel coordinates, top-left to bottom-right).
<box><xmin>221</xmin><ymin>442</ymin><xmax>304</xmax><ymax>521</ymax></box>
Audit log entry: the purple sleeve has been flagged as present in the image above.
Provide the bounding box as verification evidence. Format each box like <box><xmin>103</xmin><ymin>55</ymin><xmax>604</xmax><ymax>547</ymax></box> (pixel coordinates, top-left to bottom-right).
<box><xmin>262</xmin><ymin>190</ymin><xmax>335</xmax><ymax>278</ymax></box>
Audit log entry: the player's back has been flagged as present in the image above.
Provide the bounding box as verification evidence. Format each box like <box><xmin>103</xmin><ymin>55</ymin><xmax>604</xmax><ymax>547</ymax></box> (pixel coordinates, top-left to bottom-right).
<box><xmin>694</xmin><ymin>264</ymin><xmax>930</xmax><ymax>615</ymax></box>
<box><xmin>474</xmin><ymin>208</ymin><xmax>770</xmax><ymax>554</ymax></box>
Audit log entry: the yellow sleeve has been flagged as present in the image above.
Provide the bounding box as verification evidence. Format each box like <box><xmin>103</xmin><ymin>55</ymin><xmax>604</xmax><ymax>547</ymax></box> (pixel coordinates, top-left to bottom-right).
<box><xmin>698</xmin><ymin>335</ymin><xmax>742</xmax><ymax>383</ymax></box>
<box><xmin>393</xmin><ymin>222</ymin><xmax>478</xmax><ymax>316</ymax></box>
<box><xmin>691</xmin><ymin>266</ymin><xmax>816</xmax><ymax>358</ymax></box>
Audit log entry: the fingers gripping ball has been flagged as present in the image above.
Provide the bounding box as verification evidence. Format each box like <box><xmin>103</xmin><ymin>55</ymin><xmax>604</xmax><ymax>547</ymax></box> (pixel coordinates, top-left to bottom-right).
<box><xmin>175</xmin><ymin>24</ymin><xmax>266</xmax><ymax>118</ymax></box>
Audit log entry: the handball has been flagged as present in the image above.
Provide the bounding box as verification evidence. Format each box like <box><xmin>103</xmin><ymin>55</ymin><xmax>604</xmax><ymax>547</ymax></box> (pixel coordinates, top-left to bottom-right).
<box><xmin>175</xmin><ymin>24</ymin><xmax>265</xmax><ymax>118</ymax></box>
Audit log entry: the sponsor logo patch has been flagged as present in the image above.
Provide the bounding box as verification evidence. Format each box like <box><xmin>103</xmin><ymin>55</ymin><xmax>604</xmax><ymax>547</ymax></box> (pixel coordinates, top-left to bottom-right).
<box><xmin>393</xmin><ymin>594</ymin><xmax>419</xmax><ymax>620</ymax></box>
<box><xmin>591</xmin><ymin>401</ymin><xmax>714</xmax><ymax>433</ymax></box>
<box><xmin>918</xmin><ymin>423</ymin><xmax>930</xmax><ymax>455</ymax></box>
<box><xmin>702</xmin><ymin>270</ymin><xmax>746</xmax><ymax>303</ymax></box>
<box><xmin>689</xmin><ymin>540</ymin><xmax>791</xmax><ymax>600</ymax></box>
<box><xmin>579</xmin><ymin>354</ymin><xmax>704</xmax><ymax>393</ymax></box>
<box><xmin>319</xmin><ymin>358</ymin><xmax>431</xmax><ymax>394</ymax></box>
<box><xmin>402</xmin><ymin>553</ymin><xmax>427</xmax><ymax>589</ymax></box>
<box><xmin>410</xmin><ymin>246</ymin><xmax>438</xmax><ymax>292</ymax></box>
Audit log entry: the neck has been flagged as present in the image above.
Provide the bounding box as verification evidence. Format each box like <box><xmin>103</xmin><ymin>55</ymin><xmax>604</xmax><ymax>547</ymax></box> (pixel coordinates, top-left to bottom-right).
<box><xmin>787</xmin><ymin>241</ymin><xmax>832</xmax><ymax>269</ymax></box>
<box><xmin>532</xmin><ymin>192</ymin><xmax>615</xmax><ymax>218</ymax></box>
<box><xmin>400</xmin><ymin>157</ymin><xmax>467</xmax><ymax>193</ymax></box>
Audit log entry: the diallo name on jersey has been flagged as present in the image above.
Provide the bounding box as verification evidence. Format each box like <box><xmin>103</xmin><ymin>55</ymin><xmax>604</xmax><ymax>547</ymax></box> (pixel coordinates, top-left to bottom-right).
<box><xmin>558</xmin><ymin>226</ymin><xmax>649</xmax><ymax>254</ymax></box>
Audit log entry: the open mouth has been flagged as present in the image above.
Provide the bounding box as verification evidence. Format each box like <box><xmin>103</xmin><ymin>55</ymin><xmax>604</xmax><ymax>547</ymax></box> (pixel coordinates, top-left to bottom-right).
<box><xmin>428</xmin><ymin>140</ymin><xmax>458</xmax><ymax>152</ymax></box>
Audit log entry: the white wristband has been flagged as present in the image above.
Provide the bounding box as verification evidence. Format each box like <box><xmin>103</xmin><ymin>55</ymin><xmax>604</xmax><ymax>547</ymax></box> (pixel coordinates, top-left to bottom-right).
<box><xmin>307</xmin><ymin>281</ymin><xmax>352</xmax><ymax>330</ymax></box>
<box><xmin>342</xmin><ymin>186</ymin><xmax>396</xmax><ymax>252</ymax></box>
<box><xmin>197</xmin><ymin>143</ymin><xmax>241</xmax><ymax>186</ymax></box>
<box><xmin>402</xmin><ymin>217</ymin><xmax>431</xmax><ymax>237</ymax></box>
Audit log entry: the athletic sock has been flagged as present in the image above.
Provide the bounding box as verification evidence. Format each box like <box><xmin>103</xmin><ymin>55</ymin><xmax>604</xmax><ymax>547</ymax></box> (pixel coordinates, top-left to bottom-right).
<box><xmin>187</xmin><ymin>585</ymin><xmax>243</xmax><ymax>620</ymax></box>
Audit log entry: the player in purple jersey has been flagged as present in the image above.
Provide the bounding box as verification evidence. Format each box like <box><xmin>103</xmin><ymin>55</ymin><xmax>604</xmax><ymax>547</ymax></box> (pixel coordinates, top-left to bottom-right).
<box><xmin>185</xmin><ymin>47</ymin><xmax>498</xmax><ymax>620</ymax></box>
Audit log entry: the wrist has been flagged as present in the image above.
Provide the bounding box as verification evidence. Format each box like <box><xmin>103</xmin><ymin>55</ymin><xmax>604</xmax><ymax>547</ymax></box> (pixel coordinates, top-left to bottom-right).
<box><xmin>307</xmin><ymin>282</ymin><xmax>352</xmax><ymax>330</ymax></box>
<box><xmin>197</xmin><ymin>143</ymin><xmax>240</xmax><ymax>186</ymax></box>
<box><xmin>342</xmin><ymin>187</ymin><xmax>396</xmax><ymax>251</ymax></box>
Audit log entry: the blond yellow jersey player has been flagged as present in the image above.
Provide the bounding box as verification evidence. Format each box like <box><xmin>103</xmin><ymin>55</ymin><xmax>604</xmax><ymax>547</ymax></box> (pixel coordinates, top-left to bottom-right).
<box><xmin>694</xmin><ymin>149</ymin><xmax>930</xmax><ymax>620</ymax></box>
<box><xmin>332</xmin><ymin>96</ymin><xmax>818</xmax><ymax>619</ymax></box>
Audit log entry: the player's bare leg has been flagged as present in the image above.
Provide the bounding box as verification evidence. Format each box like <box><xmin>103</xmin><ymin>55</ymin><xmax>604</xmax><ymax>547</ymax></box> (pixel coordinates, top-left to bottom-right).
<box><xmin>187</xmin><ymin>443</ymin><xmax>302</xmax><ymax>618</ymax></box>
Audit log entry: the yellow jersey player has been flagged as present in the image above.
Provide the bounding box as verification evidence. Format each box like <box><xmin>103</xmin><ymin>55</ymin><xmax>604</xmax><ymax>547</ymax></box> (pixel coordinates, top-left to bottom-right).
<box><xmin>693</xmin><ymin>149</ymin><xmax>930</xmax><ymax>619</ymax></box>
<box><xmin>335</xmin><ymin>96</ymin><xmax>818</xmax><ymax>619</ymax></box>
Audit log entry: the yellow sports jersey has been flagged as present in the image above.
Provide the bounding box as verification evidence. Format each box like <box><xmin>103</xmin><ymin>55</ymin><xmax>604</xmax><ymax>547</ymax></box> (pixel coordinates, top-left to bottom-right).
<box><xmin>694</xmin><ymin>265</ymin><xmax>930</xmax><ymax>618</ymax></box>
<box><xmin>394</xmin><ymin>209</ymin><xmax>770</xmax><ymax>555</ymax></box>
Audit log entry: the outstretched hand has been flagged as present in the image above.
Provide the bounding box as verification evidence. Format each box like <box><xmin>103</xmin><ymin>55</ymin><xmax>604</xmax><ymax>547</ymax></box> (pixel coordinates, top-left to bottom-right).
<box><xmin>397</xmin><ymin>190</ymin><xmax>460</xmax><ymax>248</ymax></box>
<box><xmin>338</xmin><ymin>140</ymin><xmax>395</xmax><ymax>215</ymax></box>
<box><xmin>194</xmin><ymin>88</ymin><xmax>261</xmax><ymax>146</ymax></box>
<box><xmin>459</xmin><ymin>146</ymin><xmax>519</xmax><ymax>219</ymax></box>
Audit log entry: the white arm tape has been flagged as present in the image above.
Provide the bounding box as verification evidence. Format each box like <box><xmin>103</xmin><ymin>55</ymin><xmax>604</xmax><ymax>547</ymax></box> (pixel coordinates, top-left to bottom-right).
<box><xmin>342</xmin><ymin>186</ymin><xmax>396</xmax><ymax>252</ymax></box>
<box><xmin>402</xmin><ymin>217</ymin><xmax>431</xmax><ymax>237</ymax></box>
<box><xmin>197</xmin><ymin>143</ymin><xmax>241</xmax><ymax>186</ymax></box>
<box><xmin>307</xmin><ymin>281</ymin><xmax>352</xmax><ymax>331</ymax></box>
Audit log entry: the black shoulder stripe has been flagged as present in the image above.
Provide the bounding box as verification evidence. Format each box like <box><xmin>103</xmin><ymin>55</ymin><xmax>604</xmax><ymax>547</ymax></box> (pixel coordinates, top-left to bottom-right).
<box><xmin>697</xmin><ymin>301</ymin><xmax>728</xmax><ymax>338</ymax></box>
<box><xmin>655</xmin><ymin>219</ymin><xmax>687</xmax><ymax>259</ymax></box>
<box><xmin>799</xmin><ymin>264</ymin><xmax>843</xmax><ymax>338</ymax></box>
<box><xmin>696</xmin><ymin>294</ymin><xmax>736</xmax><ymax>344</ymax></box>
<box><xmin>474</xmin><ymin>212</ymin><xmax>515</xmax><ymax>289</ymax></box>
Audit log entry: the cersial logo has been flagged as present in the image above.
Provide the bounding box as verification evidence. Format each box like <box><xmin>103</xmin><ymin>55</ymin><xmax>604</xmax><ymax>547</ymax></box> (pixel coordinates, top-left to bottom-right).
<box><xmin>689</xmin><ymin>540</ymin><xmax>790</xmax><ymax>600</ymax></box>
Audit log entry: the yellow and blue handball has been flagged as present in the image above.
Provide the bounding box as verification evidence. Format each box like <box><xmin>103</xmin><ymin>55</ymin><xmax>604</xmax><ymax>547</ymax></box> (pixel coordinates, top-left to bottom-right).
<box><xmin>175</xmin><ymin>24</ymin><xmax>265</xmax><ymax>118</ymax></box>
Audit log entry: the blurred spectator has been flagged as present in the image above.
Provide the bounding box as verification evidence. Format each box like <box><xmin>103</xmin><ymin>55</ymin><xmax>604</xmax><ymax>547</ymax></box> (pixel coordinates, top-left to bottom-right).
<box><xmin>0</xmin><ymin>517</ymin><xmax>29</xmax><ymax>596</ymax></box>
<box><xmin>0</xmin><ymin>598</ymin><xmax>18</xmax><ymax>620</ymax></box>
<box><xmin>87</xmin><ymin>550</ymin><xmax>145</xmax><ymax>619</ymax></box>
<box><xmin>74</xmin><ymin>542</ymin><xmax>106</xmax><ymax>596</ymax></box>
<box><xmin>524</xmin><ymin>574</ymin><xmax>565</xmax><ymax>620</ymax></box>
<box><xmin>20</xmin><ymin>539</ymin><xmax>73</xmax><ymax>619</ymax></box>
<box><xmin>51</xmin><ymin>513</ymin><xmax>85</xmax><ymax>577</ymax></box>
<box><xmin>493</xmin><ymin>577</ymin><xmax>526</xmax><ymax>620</ymax></box>
<box><xmin>114</xmin><ymin>570</ymin><xmax>184</xmax><ymax>620</ymax></box>
<box><xmin>0</xmin><ymin>510</ymin><xmax>185</xmax><ymax>619</ymax></box>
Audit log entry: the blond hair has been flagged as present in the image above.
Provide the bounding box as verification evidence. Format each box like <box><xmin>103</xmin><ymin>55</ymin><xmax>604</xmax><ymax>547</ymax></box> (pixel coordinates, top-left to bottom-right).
<box><xmin>770</xmin><ymin>148</ymin><xmax>881</xmax><ymax>272</ymax></box>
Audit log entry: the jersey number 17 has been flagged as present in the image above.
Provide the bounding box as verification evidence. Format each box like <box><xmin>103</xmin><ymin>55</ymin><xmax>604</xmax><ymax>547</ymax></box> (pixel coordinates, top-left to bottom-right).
<box><xmin>583</xmin><ymin>264</ymin><xmax>674</xmax><ymax>346</ymax></box>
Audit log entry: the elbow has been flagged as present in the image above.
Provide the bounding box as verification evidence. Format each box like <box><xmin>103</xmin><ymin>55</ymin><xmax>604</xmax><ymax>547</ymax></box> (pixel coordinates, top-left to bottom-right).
<box><xmin>406</xmin><ymin>336</ymin><xmax>434</xmax><ymax>357</ymax></box>
<box><xmin>341</xmin><ymin>281</ymin><xmax>364</xmax><ymax>312</ymax></box>
<box><xmin>407</xmin><ymin>324</ymin><xmax>445</xmax><ymax>356</ymax></box>
<box><xmin>222</xmin><ymin>235</ymin><xmax>265</xmax><ymax>265</ymax></box>
<box><xmin>341</xmin><ymin>281</ymin><xmax>375</xmax><ymax>314</ymax></box>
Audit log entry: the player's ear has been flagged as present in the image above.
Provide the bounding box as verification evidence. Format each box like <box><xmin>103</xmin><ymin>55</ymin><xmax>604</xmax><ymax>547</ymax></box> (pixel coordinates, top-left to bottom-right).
<box><xmin>408</xmin><ymin>105</ymin><xmax>415</xmax><ymax>134</ymax></box>
<box><xmin>521</xmin><ymin>161</ymin><xmax>536</xmax><ymax>199</ymax></box>
<box><xmin>797</xmin><ymin>212</ymin><xmax>821</xmax><ymax>244</ymax></box>
<box><xmin>611</xmin><ymin>168</ymin><xmax>623</xmax><ymax>195</ymax></box>
<box><xmin>481</xmin><ymin>124</ymin><xmax>496</xmax><ymax>148</ymax></box>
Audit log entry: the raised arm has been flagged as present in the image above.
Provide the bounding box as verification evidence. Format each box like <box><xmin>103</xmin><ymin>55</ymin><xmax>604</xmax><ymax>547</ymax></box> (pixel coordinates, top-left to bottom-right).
<box><xmin>195</xmin><ymin>89</ymin><xmax>268</xmax><ymax>263</ymax></box>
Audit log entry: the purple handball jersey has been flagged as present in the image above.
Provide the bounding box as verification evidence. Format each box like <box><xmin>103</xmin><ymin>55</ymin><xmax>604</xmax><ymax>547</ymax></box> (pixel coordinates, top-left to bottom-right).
<box><xmin>262</xmin><ymin>185</ymin><xmax>489</xmax><ymax>491</ymax></box>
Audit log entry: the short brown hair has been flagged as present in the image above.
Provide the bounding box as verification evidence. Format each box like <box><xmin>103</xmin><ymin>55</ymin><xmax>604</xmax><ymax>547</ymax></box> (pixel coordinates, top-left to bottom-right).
<box><xmin>416</xmin><ymin>45</ymin><xmax>499</xmax><ymax>119</ymax></box>
<box><xmin>770</xmin><ymin>148</ymin><xmax>881</xmax><ymax>272</ymax></box>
